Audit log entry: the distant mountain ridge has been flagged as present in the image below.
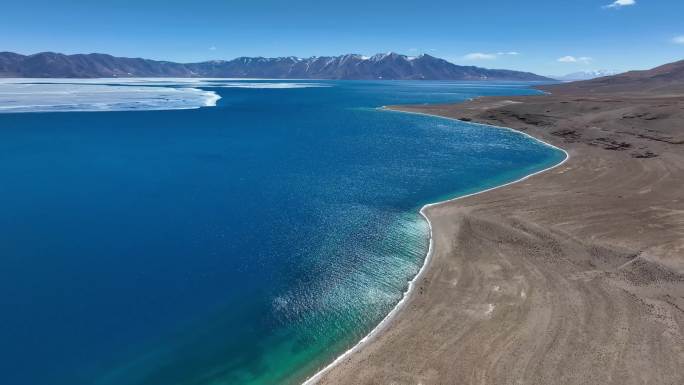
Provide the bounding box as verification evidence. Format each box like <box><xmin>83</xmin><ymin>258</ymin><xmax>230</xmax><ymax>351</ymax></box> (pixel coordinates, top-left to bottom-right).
<box><xmin>554</xmin><ymin>70</ymin><xmax>621</xmax><ymax>82</ymax></box>
<box><xmin>0</xmin><ymin>51</ymin><xmax>553</xmax><ymax>81</ymax></box>
<box><xmin>541</xmin><ymin>59</ymin><xmax>684</xmax><ymax>94</ymax></box>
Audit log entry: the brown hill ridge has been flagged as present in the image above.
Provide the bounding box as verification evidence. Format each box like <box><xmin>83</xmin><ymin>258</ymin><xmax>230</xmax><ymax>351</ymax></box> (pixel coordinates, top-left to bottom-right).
<box><xmin>541</xmin><ymin>59</ymin><xmax>684</xmax><ymax>94</ymax></box>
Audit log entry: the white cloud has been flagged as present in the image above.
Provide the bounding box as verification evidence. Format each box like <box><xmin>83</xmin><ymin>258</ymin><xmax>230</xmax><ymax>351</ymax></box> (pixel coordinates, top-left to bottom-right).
<box><xmin>673</xmin><ymin>36</ymin><xmax>684</xmax><ymax>44</ymax></box>
<box><xmin>604</xmin><ymin>0</ymin><xmax>635</xmax><ymax>9</ymax></box>
<box><xmin>557</xmin><ymin>56</ymin><xmax>593</xmax><ymax>64</ymax></box>
<box><xmin>464</xmin><ymin>51</ymin><xmax>520</xmax><ymax>60</ymax></box>
<box><xmin>464</xmin><ymin>52</ymin><xmax>497</xmax><ymax>60</ymax></box>
<box><xmin>209</xmin><ymin>46</ymin><xmax>217</xmax><ymax>51</ymax></box>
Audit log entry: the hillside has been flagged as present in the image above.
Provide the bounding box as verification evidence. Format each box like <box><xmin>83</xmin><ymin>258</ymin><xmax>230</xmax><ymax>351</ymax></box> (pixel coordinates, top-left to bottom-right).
<box><xmin>541</xmin><ymin>59</ymin><xmax>684</xmax><ymax>94</ymax></box>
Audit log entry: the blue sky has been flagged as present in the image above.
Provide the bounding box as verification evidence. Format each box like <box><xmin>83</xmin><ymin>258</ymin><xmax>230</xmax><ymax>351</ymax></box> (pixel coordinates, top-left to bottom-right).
<box><xmin>2</xmin><ymin>0</ymin><xmax>683</xmax><ymax>76</ymax></box>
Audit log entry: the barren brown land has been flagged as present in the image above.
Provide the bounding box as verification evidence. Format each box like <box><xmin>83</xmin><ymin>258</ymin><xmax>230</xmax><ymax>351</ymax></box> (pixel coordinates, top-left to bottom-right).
<box><xmin>314</xmin><ymin>78</ymin><xmax>684</xmax><ymax>384</ymax></box>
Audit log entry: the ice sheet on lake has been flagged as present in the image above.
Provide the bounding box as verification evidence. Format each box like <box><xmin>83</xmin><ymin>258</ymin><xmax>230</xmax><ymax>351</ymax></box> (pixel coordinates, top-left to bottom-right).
<box><xmin>0</xmin><ymin>79</ymin><xmax>328</xmax><ymax>113</ymax></box>
<box><xmin>0</xmin><ymin>80</ymin><xmax>220</xmax><ymax>113</ymax></box>
<box><xmin>200</xmin><ymin>82</ymin><xmax>329</xmax><ymax>89</ymax></box>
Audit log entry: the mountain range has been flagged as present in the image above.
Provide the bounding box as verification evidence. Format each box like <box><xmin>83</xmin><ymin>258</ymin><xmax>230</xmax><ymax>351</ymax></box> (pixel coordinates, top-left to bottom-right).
<box><xmin>0</xmin><ymin>51</ymin><xmax>553</xmax><ymax>81</ymax></box>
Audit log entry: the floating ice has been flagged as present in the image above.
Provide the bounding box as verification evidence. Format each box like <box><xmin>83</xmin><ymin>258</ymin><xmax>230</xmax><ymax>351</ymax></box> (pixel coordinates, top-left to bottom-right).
<box><xmin>0</xmin><ymin>78</ymin><xmax>330</xmax><ymax>113</ymax></box>
<box><xmin>0</xmin><ymin>80</ymin><xmax>220</xmax><ymax>113</ymax></box>
<box><xmin>201</xmin><ymin>82</ymin><xmax>329</xmax><ymax>89</ymax></box>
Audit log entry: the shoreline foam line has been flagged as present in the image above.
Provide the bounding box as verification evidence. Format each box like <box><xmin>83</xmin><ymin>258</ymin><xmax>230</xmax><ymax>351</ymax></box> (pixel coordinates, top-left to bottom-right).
<box><xmin>301</xmin><ymin>106</ymin><xmax>570</xmax><ymax>385</ymax></box>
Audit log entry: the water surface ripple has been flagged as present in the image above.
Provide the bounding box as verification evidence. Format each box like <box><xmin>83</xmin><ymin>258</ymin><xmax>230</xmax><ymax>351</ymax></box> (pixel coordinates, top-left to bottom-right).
<box><xmin>0</xmin><ymin>80</ymin><xmax>564</xmax><ymax>385</ymax></box>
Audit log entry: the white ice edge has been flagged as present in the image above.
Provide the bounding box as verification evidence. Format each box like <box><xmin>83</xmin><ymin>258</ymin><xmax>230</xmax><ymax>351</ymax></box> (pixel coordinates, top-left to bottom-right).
<box><xmin>0</xmin><ymin>78</ymin><xmax>329</xmax><ymax>88</ymax></box>
<box><xmin>0</xmin><ymin>77</ymin><xmax>321</xmax><ymax>83</ymax></box>
<box><xmin>0</xmin><ymin>81</ymin><xmax>223</xmax><ymax>113</ymax></box>
<box><xmin>302</xmin><ymin>107</ymin><xmax>570</xmax><ymax>385</ymax></box>
<box><xmin>0</xmin><ymin>79</ymin><xmax>331</xmax><ymax>113</ymax></box>
<box><xmin>203</xmin><ymin>90</ymin><xmax>221</xmax><ymax>107</ymax></box>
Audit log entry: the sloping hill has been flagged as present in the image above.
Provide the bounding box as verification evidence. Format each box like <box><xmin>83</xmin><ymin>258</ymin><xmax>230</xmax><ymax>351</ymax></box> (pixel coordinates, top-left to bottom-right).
<box><xmin>541</xmin><ymin>59</ymin><xmax>684</xmax><ymax>94</ymax></box>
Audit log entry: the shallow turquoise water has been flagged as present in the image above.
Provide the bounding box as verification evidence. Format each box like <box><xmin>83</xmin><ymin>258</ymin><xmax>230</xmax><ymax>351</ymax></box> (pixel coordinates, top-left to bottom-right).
<box><xmin>0</xmin><ymin>80</ymin><xmax>564</xmax><ymax>385</ymax></box>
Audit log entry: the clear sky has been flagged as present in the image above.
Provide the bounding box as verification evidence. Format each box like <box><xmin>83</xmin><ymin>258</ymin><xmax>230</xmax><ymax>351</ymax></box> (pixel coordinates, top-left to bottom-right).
<box><xmin>2</xmin><ymin>0</ymin><xmax>683</xmax><ymax>76</ymax></box>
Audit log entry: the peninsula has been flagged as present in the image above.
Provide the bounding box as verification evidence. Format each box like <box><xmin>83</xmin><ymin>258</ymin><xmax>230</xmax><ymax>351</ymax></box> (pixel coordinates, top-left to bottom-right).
<box><xmin>313</xmin><ymin>60</ymin><xmax>684</xmax><ymax>384</ymax></box>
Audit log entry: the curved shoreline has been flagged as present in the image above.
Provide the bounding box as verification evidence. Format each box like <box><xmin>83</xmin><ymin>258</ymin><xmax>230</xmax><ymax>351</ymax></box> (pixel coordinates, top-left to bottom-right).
<box><xmin>301</xmin><ymin>107</ymin><xmax>570</xmax><ymax>385</ymax></box>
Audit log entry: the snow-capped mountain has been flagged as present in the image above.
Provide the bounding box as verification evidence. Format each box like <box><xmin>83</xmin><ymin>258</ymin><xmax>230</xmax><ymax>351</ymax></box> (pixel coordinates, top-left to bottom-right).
<box><xmin>0</xmin><ymin>51</ymin><xmax>553</xmax><ymax>81</ymax></box>
<box><xmin>554</xmin><ymin>70</ymin><xmax>621</xmax><ymax>81</ymax></box>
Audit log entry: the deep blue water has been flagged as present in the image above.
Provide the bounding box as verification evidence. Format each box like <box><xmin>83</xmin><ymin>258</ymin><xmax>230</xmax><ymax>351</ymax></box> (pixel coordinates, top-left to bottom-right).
<box><xmin>0</xmin><ymin>80</ymin><xmax>564</xmax><ymax>385</ymax></box>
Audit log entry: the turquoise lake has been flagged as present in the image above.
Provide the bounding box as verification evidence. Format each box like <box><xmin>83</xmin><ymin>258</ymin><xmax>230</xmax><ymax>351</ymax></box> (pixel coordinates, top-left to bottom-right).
<box><xmin>0</xmin><ymin>80</ymin><xmax>564</xmax><ymax>385</ymax></box>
